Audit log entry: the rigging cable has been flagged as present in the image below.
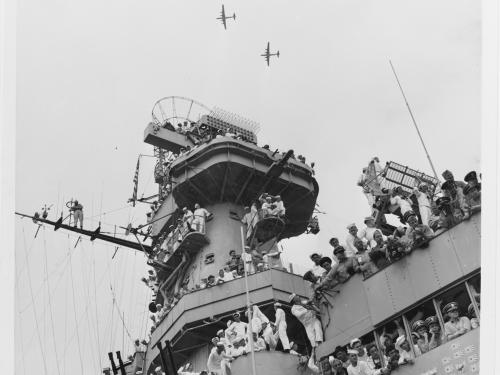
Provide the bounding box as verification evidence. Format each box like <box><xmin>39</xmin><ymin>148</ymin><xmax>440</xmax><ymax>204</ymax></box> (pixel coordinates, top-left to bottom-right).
<box><xmin>15</xmin><ymin>281</ymin><xmax>27</xmax><ymax>375</ymax></box>
<box><xmin>63</xmin><ymin>249</ymin><xmax>69</xmax><ymax>375</ymax></box>
<box><xmin>78</xmin><ymin>242</ymin><xmax>99</xmax><ymax>375</ymax></box>
<box><xmin>92</xmin><ymin>250</ymin><xmax>104</xmax><ymax>370</ymax></box>
<box><xmin>21</xmin><ymin>225</ymin><xmax>48</xmax><ymax>375</ymax></box>
<box><xmin>68</xmin><ymin>234</ymin><xmax>85</xmax><ymax>375</ymax></box>
<box><xmin>42</xmin><ymin>228</ymin><xmax>62</xmax><ymax>375</ymax></box>
<box><xmin>110</xmin><ymin>284</ymin><xmax>134</xmax><ymax>342</ymax></box>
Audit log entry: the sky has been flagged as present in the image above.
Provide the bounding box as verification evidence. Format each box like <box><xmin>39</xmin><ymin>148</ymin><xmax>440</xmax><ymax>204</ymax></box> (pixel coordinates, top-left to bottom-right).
<box><xmin>14</xmin><ymin>0</ymin><xmax>481</xmax><ymax>373</ymax></box>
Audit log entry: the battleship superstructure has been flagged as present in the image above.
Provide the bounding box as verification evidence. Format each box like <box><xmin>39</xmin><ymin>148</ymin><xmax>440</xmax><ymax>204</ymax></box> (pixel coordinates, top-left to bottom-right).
<box><xmin>103</xmin><ymin>97</ymin><xmax>480</xmax><ymax>375</ymax></box>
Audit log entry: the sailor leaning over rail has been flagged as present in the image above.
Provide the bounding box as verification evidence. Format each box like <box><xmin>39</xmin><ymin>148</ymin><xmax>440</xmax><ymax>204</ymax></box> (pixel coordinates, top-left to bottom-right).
<box><xmin>289</xmin><ymin>293</ymin><xmax>323</xmax><ymax>355</ymax></box>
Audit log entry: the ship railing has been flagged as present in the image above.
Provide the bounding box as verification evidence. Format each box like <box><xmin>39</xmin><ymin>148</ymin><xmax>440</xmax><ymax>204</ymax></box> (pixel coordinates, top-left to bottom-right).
<box><xmin>153</xmin><ymin>214</ymin><xmax>209</xmax><ymax>263</ymax></box>
<box><xmin>362</xmin><ymin>208</ymin><xmax>481</xmax><ymax>281</ymax></box>
<box><xmin>150</xmin><ymin>266</ymin><xmax>307</xmax><ymax>329</ymax></box>
<box><xmin>244</xmin><ymin>208</ymin><xmax>286</xmax><ymax>243</ymax></box>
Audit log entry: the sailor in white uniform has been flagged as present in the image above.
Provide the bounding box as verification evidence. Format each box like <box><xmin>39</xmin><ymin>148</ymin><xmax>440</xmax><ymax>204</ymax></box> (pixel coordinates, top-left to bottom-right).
<box><xmin>192</xmin><ymin>203</ymin><xmax>211</xmax><ymax>233</ymax></box>
<box><xmin>290</xmin><ymin>294</ymin><xmax>323</xmax><ymax>351</ymax></box>
<box><xmin>273</xmin><ymin>302</ymin><xmax>291</xmax><ymax>351</ymax></box>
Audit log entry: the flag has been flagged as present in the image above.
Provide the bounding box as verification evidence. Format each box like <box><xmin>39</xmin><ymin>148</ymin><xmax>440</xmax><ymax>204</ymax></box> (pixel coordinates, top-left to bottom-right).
<box><xmin>131</xmin><ymin>156</ymin><xmax>140</xmax><ymax>207</ymax></box>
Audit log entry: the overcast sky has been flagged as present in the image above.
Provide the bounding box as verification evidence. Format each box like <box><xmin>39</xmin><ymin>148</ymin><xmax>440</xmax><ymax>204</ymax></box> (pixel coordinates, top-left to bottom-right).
<box><xmin>15</xmin><ymin>0</ymin><xmax>480</xmax><ymax>373</ymax></box>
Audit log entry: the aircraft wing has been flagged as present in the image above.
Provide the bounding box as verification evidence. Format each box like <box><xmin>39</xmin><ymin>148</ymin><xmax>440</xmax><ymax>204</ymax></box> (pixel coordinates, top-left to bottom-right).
<box><xmin>221</xmin><ymin>5</ymin><xmax>227</xmax><ymax>29</ymax></box>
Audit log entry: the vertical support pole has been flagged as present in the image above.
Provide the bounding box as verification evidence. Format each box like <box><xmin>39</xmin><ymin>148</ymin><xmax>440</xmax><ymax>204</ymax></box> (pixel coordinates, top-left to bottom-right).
<box><xmin>107</xmin><ymin>352</ymin><xmax>118</xmax><ymax>375</ymax></box>
<box><xmin>465</xmin><ymin>280</ymin><xmax>480</xmax><ymax>323</ymax></box>
<box><xmin>115</xmin><ymin>351</ymin><xmax>127</xmax><ymax>375</ymax></box>
<box><xmin>165</xmin><ymin>340</ymin><xmax>177</xmax><ymax>374</ymax></box>
<box><xmin>432</xmin><ymin>298</ymin><xmax>447</xmax><ymax>335</ymax></box>
<box><xmin>155</xmin><ymin>341</ymin><xmax>169</xmax><ymax>374</ymax></box>
<box><xmin>401</xmin><ymin>315</ymin><xmax>417</xmax><ymax>359</ymax></box>
<box><xmin>373</xmin><ymin>330</ymin><xmax>387</xmax><ymax>368</ymax></box>
<box><xmin>240</xmin><ymin>226</ymin><xmax>257</xmax><ymax>375</ymax></box>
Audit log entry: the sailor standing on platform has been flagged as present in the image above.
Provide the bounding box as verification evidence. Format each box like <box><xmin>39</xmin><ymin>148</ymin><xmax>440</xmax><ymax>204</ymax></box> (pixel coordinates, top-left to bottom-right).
<box><xmin>412</xmin><ymin>182</ymin><xmax>432</xmax><ymax>226</ymax></box>
<box><xmin>241</xmin><ymin>246</ymin><xmax>255</xmax><ymax>274</ymax></box>
<box><xmin>70</xmin><ymin>200</ymin><xmax>84</xmax><ymax>229</ymax></box>
<box><xmin>273</xmin><ymin>302</ymin><xmax>291</xmax><ymax>352</ymax></box>
<box><xmin>182</xmin><ymin>207</ymin><xmax>194</xmax><ymax>230</ymax></box>
<box><xmin>192</xmin><ymin>203</ymin><xmax>211</xmax><ymax>233</ymax></box>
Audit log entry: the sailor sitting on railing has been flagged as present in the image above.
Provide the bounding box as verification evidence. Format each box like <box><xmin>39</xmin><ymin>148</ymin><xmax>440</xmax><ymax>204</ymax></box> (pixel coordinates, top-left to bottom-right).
<box><xmin>270</xmin><ymin>195</ymin><xmax>286</xmax><ymax>217</ymax></box>
<box><xmin>400</xmin><ymin>211</ymin><xmax>434</xmax><ymax>252</ymax></box>
<box><xmin>261</xmin><ymin>195</ymin><xmax>274</xmax><ymax>217</ymax></box>
<box><xmin>389</xmin><ymin>187</ymin><xmax>414</xmax><ymax>224</ymax></box>
<box><xmin>246</xmin><ymin>332</ymin><xmax>266</xmax><ymax>352</ymax></box>
<box><xmin>261</xmin><ymin>321</ymin><xmax>277</xmax><ymax>350</ymax></box>
<box><xmin>207</xmin><ymin>342</ymin><xmax>233</xmax><ymax>375</ymax></box>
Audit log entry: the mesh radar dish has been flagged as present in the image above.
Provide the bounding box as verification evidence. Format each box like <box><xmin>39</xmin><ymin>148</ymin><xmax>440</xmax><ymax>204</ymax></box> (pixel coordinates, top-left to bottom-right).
<box><xmin>203</xmin><ymin>106</ymin><xmax>260</xmax><ymax>143</ymax></box>
<box><xmin>151</xmin><ymin>96</ymin><xmax>211</xmax><ymax>126</ymax></box>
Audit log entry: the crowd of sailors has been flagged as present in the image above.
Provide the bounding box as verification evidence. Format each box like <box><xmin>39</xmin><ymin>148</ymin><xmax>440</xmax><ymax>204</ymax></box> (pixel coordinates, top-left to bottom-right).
<box><xmin>137</xmin><ymin>161</ymin><xmax>481</xmax><ymax>375</ymax></box>
<box><xmin>136</xmin><ymin>278</ymin><xmax>480</xmax><ymax>375</ymax></box>
<box><xmin>304</xmin><ymin>166</ymin><xmax>482</xmax><ymax>283</ymax></box>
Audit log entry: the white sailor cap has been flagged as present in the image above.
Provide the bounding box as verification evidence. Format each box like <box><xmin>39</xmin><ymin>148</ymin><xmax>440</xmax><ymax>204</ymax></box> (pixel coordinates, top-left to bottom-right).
<box><xmin>350</xmin><ymin>338</ymin><xmax>361</xmax><ymax>347</ymax></box>
<box><xmin>346</xmin><ymin>223</ymin><xmax>356</xmax><ymax>230</ymax></box>
<box><xmin>347</xmin><ymin>349</ymin><xmax>358</xmax><ymax>355</ymax></box>
<box><xmin>155</xmin><ymin>366</ymin><xmax>161</xmax><ymax>371</ymax></box>
<box><xmin>274</xmin><ymin>302</ymin><xmax>282</xmax><ymax>307</ymax></box>
<box><xmin>288</xmin><ymin>293</ymin><xmax>297</xmax><ymax>302</ymax></box>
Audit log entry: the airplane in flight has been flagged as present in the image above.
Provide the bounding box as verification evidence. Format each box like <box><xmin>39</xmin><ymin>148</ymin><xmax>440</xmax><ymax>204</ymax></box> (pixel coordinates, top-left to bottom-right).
<box><xmin>217</xmin><ymin>4</ymin><xmax>236</xmax><ymax>30</ymax></box>
<box><xmin>261</xmin><ymin>42</ymin><xmax>280</xmax><ymax>66</ymax></box>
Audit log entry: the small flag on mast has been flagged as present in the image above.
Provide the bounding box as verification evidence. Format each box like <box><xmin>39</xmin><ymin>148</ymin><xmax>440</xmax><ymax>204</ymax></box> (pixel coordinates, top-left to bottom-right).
<box><xmin>131</xmin><ymin>156</ymin><xmax>140</xmax><ymax>207</ymax></box>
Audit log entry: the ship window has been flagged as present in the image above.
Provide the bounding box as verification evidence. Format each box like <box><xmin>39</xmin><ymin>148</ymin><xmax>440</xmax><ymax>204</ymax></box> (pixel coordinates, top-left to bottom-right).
<box><xmin>436</xmin><ymin>283</ymin><xmax>473</xmax><ymax>341</ymax></box>
<box><xmin>404</xmin><ymin>299</ymin><xmax>442</xmax><ymax>356</ymax></box>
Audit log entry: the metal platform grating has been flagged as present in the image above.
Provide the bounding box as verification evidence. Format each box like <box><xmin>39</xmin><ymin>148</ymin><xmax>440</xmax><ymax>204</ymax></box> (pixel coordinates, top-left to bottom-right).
<box><xmin>380</xmin><ymin>161</ymin><xmax>440</xmax><ymax>195</ymax></box>
<box><xmin>201</xmin><ymin>107</ymin><xmax>260</xmax><ymax>143</ymax></box>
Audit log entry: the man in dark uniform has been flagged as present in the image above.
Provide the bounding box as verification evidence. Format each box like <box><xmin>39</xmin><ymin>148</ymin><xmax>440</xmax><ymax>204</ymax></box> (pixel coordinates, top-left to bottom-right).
<box><xmin>463</xmin><ymin>171</ymin><xmax>481</xmax><ymax>212</ymax></box>
<box><xmin>425</xmin><ymin>316</ymin><xmax>444</xmax><ymax>350</ymax></box>
<box><xmin>435</xmin><ymin>196</ymin><xmax>461</xmax><ymax>229</ymax></box>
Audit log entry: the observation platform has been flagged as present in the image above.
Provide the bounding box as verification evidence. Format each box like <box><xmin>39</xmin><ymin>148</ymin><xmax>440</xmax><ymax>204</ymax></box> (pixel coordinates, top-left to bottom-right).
<box><xmin>146</xmin><ymin>134</ymin><xmax>319</xmax><ymax>240</ymax></box>
<box><xmin>144</xmin><ymin>268</ymin><xmax>312</xmax><ymax>371</ymax></box>
<box><xmin>316</xmin><ymin>212</ymin><xmax>481</xmax><ymax>358</ymax></box>
<box><xmin>148</xmin><ymin>229</ymin><xmax>209</xmax><ymax>287</ymax></box>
